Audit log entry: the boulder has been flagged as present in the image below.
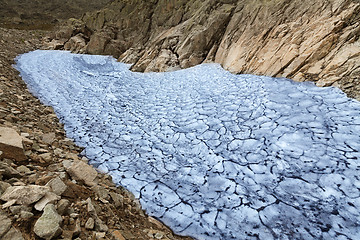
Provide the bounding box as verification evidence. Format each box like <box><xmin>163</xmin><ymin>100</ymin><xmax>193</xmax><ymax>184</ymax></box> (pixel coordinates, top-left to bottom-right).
<box><xmin>1</xmin><ymin>185</ymin><xmax>49</xmax><ymax>205</ymax></box>
<box><xmin>34</xmin><ymin>204</ymin><xmax>62</xmax><ymax>240</ymax></box>
<box><xmin>0</xmin><ymin>127</ymin><xmax>26</xmax><ymax>161</ymax></box>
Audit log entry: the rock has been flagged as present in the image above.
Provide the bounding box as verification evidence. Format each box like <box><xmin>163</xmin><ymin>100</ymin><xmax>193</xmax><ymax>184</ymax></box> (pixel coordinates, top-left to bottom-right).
<box><xmin>0</xmin><ymin>211</ymin><xmax>12</xmax><ymax>238</ymax></box>
<box><xmin>64</xmin><ymin>34</ymin><xmax>87</xmax><ymax>53</ymax></box>
<box><xmin>35</xmin><ymin>192</ymin><xmax>61</xmax><ymax>211</ymax></box>
<box><xmin>94</xmin><ymin>232</ymin><xmax>106</xmax><ymax>239</ymax></box>
<box><xmin>39</xmin><ymin>152</ymin><xmax>52</xmax><ymax>163</ymax></box>
<box><xmin>20</xmin><ymin>210</ymin><xmax>34</xmax><ymax>219</ymax></box>
<box><xmin>95</xmin><ymin>217</ymin><xmax>108</xmax><ymax>232</ymax></box>
<box><xmin>66</xmin><ymin>160</ymin><xmax>97</xmax><ymax>186</ymax></box>
<box><xmin>16</xmin><ymin>165</ymin><xmax>31</xmax><ymax>174</ymax></box>
<box><xmin>34</xmin><ymin>204</ymin><xmax>62</xmax><ymax>240</ymax></box>
<box><xmin>0</xmin><ymin>127</ymin><xmax>26</xmax><ymax>161</ymax></box>
<box><xmin>0</xmin><ymin>181</ymin><xmax>11</xmax><ymax>195</ymax></box>
<box><xmin>110</xmin><ymin>230</ymin><xmax>125</xmax><ymax>240</ymax></box>
<box><xmin>85</xmin><ymin>217</ymin><xmax>95</xmax><ymax>230</ymax></box>
<box><xmin>2</xmin><ymin>227</ymin><xmax>24</xmax><ymax>240</ymax></box>
<box><xmin>86</xmin><ymin>197</ymin><xmax>96</xmax><ymax>215</ymax></box>
<box><xmin>56</xmin><ymin>199</ymin><xmax>70</xmax><ymax>215</ymax></box>
<box><xmin>109</xmin><ymin>192</ymin><xmax>123</xmax><ymax>208</ymax></box>
<box><xmin>42</xmin><ymin>132</ymin><xmax>56</xmax><ymax>144</ymax></box>
<box><xmin>9</xmin><ymin>205</ymin><xmax>32</xmax><ymax>215</ymax></box>
<box><xmin>73</xmin><ymin>218</ymin><xmax>81</xmax><ymax>237</ymax></box>
<box><xmin>0</xmin><ymin>162</ymin><xmax>21</xmax><ymax>178</ymax></box>
<box><xmin>1</xmin><ymin>185</ymin><xmax>49</xmax><ymax>205</ymax></box>
<box><xmin>46</xmin><ymin>176</ymin><xmax>67</xmax><ymax>196</ymax></box>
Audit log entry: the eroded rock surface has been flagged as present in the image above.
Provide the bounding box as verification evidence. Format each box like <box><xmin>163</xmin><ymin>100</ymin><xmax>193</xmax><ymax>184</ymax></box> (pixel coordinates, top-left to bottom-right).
<box><xmin>16</xmin><ymin>50</ymin><xmax>360</xmax><ymax>239</ymax></box>
<box><xmin>46</xmin><ymin>0</ymin><xmax>360</xmax><ymax>99</ymax></box>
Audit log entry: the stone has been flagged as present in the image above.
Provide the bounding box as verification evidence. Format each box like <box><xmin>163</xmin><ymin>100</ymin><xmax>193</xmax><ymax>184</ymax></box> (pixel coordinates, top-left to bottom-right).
<box><xmin>56</xmin><ymin>199</ymin><xmax>70</xmax><ymax>215</ymax></box>
<box><xmin>42</xmin><ymin>132</ymin><xmax>56</xmax><ymax>144</ymax></box>
<box><xmin>39</xmin><ymin>152</ymin><xmax>52</xmax><ymax>163</ymax></box>
<box><xmin>0</xmin><ymin>181</ymin><xmax>11</xmax><ymax>195</ymax></box>
<box><xmin>2</xmin><ymin>227</ymin><xmax>24</xmax><ymax>240</ymax></box>
<box><xmin>46</xmin><ymin>176</ymin><xmax>67</xmax><ymax>196</ymax></box>
<box><xmin>20</xmin><ymin>210</ymin><xmax>34</xmax><ymax>219</ymax></box>
<box><xmin>109</xmin><ymin>192</ymin><xmax>124</xmax><ymax>208</ymax></box>
<box><xmin>110</xmin><ymin>230</ymin><xmax>125</xmax><ymax>240</ymax></box>
<box><xmin>34</xmin><ymin>204</ymin><xmax>62</xmax><ymax>240</ymax></box>
<box><xmin>1</xmin><ymin>185</ymin><xmax>49</xmax><ymax>205</ymax></box>
<box><xmin>85</xmin><ymin>217</ymin><xmax>95</xmax><ymax>230</ymax></box>
<box><xmin>73</xmin><ymin>218</ymin><xmax>81</xmax><ymax>237</ymax></box>
<box><xmin>0</xmin><ymin>127</ymin><xmax>26</xmax><ymax>161</ymax></box>
<box><xmin>95</xmin><ymin>217</ymin><xmax>108</xmax><ymax>232</ymax></box>
<box><xmin>35</xmin><ymin>192</ymin><xmax>61</xmax><ymax>211</ymax></box>
<box><xmin>86</xmin><ymin>197</ymin><xmax>96</xmax><ymax>215</ymax></box>
<box><xmin>0</xmin><ymin>162</ymin><xmax>21</xmax><ymax>178</ymax></box>
<box><xmin>66</xmin><ymin>160</ymin><xmax>97</xmax><ymax>186</ymax></box>
<box><xmin>16</xmin><ymin>165</ymin><xmax>31</xmax><ymax>174</ymax></box>
<box><xmin>9</xmin><ymin>205</ymin><xmax>32</xmax><ymax>215</ymax></box>
<box><xmin>94</xmin><ymin>232</ymin><xmax>106</xmax><ymax>239</ymax></box>
<box><xmin>0</xmin><ymin>211</ymin><xmax>12</xmax><ymax>238</ymax></box>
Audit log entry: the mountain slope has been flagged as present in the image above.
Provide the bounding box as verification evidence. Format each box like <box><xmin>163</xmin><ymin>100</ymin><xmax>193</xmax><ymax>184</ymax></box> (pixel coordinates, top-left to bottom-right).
<box><xmin>48</xmin><ymin>0</ymin><xmax>360</xmax><ymax>99</ymax></box>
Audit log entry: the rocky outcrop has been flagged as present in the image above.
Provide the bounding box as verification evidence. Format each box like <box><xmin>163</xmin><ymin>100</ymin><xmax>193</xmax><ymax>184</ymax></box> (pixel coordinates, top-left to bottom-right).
<box><xmin>46</xmin><ymin>0</ymin><xmax>360</xmax><ymax>100</ymax></box>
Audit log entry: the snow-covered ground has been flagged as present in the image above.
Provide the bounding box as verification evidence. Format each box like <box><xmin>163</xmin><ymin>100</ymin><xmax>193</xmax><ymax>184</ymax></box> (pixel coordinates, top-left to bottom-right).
<box><xmin>16</xmin><ymin>50</ymin><xmax>360</xmax><ymax>239</ymax></box>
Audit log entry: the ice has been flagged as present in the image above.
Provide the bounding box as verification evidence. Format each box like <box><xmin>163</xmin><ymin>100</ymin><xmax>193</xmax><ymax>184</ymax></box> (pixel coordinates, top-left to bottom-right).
<box><xmin>15</xmin><ymin>50</ymin><xmax>360</xmax><ymax>239</ymax></box>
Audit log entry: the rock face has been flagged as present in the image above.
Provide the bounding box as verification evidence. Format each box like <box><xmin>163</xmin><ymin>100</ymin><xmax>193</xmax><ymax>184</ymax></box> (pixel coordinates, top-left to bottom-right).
<box><xmin>0</xmin><ymin>127</ymin><xmax>26</xmax><ymax>161</ymax></box>
<box><xmin>47</xmin><ymin>0</ymin><xmax>360</xmax><ymax>99</ymax></box>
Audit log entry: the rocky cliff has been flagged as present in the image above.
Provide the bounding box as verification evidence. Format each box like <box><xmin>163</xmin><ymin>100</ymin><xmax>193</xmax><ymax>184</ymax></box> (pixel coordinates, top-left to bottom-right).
<box><xmin>47</xmin><ymin>0</ymin><xmax>360</xmax><ymax>99</ymax></box>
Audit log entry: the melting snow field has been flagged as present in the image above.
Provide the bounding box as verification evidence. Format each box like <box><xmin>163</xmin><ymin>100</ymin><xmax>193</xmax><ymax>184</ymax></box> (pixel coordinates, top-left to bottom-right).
<box><xmin>16</xmin><ymin>50</ymin><xmax>360</xmax><ymax>239</ymax></box>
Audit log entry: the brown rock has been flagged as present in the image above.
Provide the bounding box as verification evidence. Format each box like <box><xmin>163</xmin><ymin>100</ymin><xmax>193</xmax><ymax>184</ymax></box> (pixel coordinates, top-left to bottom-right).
<box><xmin>0</xmin><ymin>127</ymin><xmax>26</xmax><ymax>161</ymax></box>
<box><xmin>2</xmin><ymin>227</ymin><xmax>24</xmax><ymax>240</ymax></box>
<box><xmin>111</xmin><ymin>230</ymin><xmax>125</xmax><ymax>240</ymax></box>
<box><xmin>66</xmin><ymin>160</ymin><xmax>98</xmax><ymax>186</ymax></box>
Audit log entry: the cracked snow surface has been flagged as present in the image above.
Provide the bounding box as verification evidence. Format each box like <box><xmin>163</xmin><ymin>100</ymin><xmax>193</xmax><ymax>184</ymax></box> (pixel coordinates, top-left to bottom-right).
<box><xmin>16</xmin><ymin>50</ymin><xmax>360</xmax><ymax>239</ymax></box>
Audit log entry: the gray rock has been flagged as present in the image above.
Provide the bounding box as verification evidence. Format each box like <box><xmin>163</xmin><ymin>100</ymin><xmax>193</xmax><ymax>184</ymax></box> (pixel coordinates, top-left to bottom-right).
<box><xmin>35</xmin><ymin>192</ymin><xmax>61</xmax><ymax>211</ymax></box>
<box><xmin>16</xmin><ymin>165</ymin><xmax>31</xmax><ymax>174</ymax></box>
<box><xmin>34</xmin><ymin>204</ymin><xmax>62</xmax><ymax>240</ymax></box>
<box><xmin>20</xmin><ymin>210</ymin><xmax>34</xmax><ymax>219</ymax></box>
<box><xmin>110</xmin><ymin>192</ymin><xmax>124</xmax><ymax>208</ymax></box>
<box><xmin>56</xmin><ymin>199</ymin><xmax>70</xmax><ymax>215</ymax></box>
<box><xmin>85</xmin><ymin>217</ymin><xmax>95</xmax><ymax>230</ymax></box>
<box><xmin>0</xmin><ymin>127</ymin><xmax>26</xmax><ymax>161</ymax></box>
<box><xmin>0</xmin><ymin>211</ymin><xmax>12</xmax><ymax>238</ymax></box>
<box><xmin>0</xmin><ymin>162</ymin><xmax>21</xmax><ymax>178</ymax></box>
<box><xmin>1</xmin><ymin>185</ymin><xmax>49</xmax><ymax>205</ymax></box>
<box><xmin>2</xmin><ymin>227</ymin><xmax>24</xmax><ymax>240</ymax></box>
<box><xmin>0</xmin><ymin>181</ymin><xmax>11</xmax><ymax>195</ymax></box>
<box><xmin>42</xmin><ymin>133</ymin><xmax>56</xmax><ymax>144</ymax></box>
